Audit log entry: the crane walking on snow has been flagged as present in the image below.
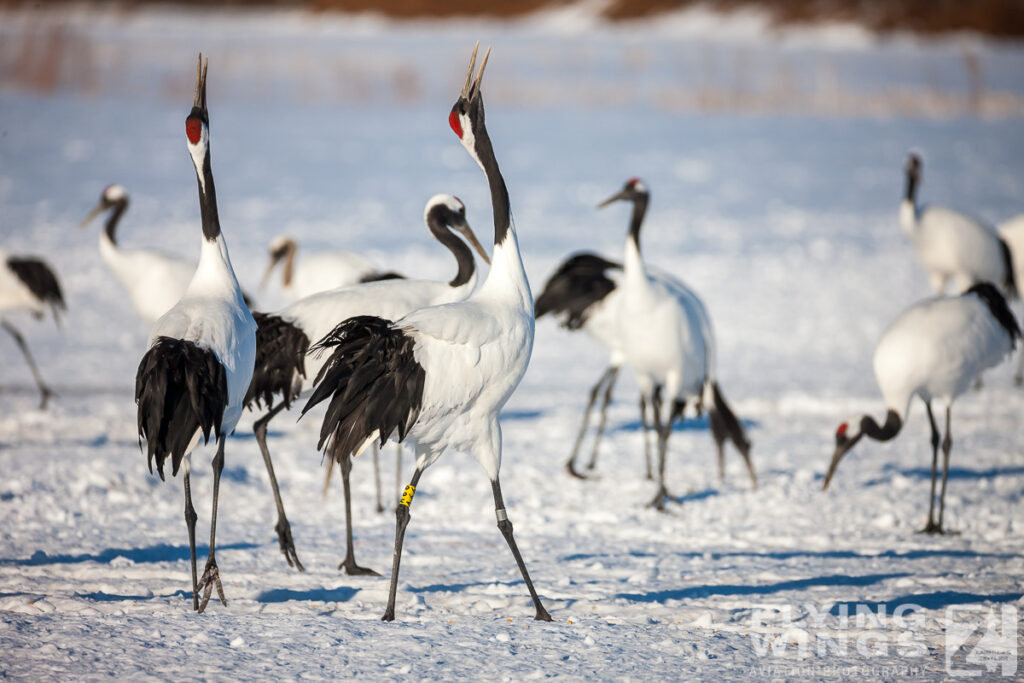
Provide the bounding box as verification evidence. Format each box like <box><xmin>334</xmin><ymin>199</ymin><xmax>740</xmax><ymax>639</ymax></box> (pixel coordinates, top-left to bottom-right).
<box><xmin>303</xmin><ymin>44</ymin><xmax>552</xmax><ymax>622</ymax></box>
<box><xmin>823</xmin><ymin>283</ymin><xmax>1020</xmax><ymax>534</ymax></box>
<box><xmin>135</xmin><ymin>55</ymin><xmax>257</xmax><ymax>611</ymax></box>
<box><xmin>0</xmin><ymin>248</ymin><xmax>65</xmax><ymax>408</ymax></box>
<box><xmin>245</xmin><ymin>194</ymin><xmax>489</xmax><ymax>574</ymax></box>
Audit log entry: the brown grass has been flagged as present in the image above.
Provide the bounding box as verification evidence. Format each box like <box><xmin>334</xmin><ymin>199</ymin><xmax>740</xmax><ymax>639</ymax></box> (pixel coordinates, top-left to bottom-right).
<box><xmin>6</xmin><ymin>0</ymin><xmax>1024</xmax><ymax>37</ymax></box>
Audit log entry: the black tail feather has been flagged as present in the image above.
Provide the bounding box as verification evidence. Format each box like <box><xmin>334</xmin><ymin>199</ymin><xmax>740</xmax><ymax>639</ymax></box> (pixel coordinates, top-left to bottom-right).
<box><xmin>135</xmin><ymin>337</ymin><xmax>227</xmax><ymax>479</ymax></box>
<box><xmin>967</xmin><ymin>281</ymin><xmax>1022</xmax><ymax>348</ymax></box>
<box><xmin>244</xmin><ymin>312</ymin><xmax>309</xmax><ymax>411</ymax></box>
<box><xmin>302</xmin><ymin>315</ymin><xmax>425</xmax><ymax>460</ymax></box>
<box><xmin>998</xmin><ymin>238</ymin><xmax>1018</xmax><ymax>300</ymax></box>
<box><xmin>708</xmin><ymin>382</ymin><xmax>750</xmax><ymax>457</ymax></box>
<box><xmin>535</xmin><ymin>252</ymin><xmax>620</xmax><ymax>329</ymax></box>
<box><xmin>7</xmin><ymin>257</ymin><xmax>66</xmax><ymax>322</ymax></box>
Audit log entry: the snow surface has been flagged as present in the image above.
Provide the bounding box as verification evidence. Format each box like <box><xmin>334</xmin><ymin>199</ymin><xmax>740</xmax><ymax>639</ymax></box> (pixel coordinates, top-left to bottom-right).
<box><xmin>1</xmin><ymin>7</ymin><xmax>1023</xmax><ymax>680</ymax></box>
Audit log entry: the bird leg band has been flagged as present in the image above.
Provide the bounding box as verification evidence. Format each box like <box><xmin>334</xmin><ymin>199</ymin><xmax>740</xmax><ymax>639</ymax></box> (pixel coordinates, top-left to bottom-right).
<box><xmin>400</xmin><ymin>485</ymin><xmax>416</xmax><ymax>508</ymax></box>
<box><xmin>495</xmin><ymin>508</ymin><xmax>508</xmax><ymax>523</ymax></box>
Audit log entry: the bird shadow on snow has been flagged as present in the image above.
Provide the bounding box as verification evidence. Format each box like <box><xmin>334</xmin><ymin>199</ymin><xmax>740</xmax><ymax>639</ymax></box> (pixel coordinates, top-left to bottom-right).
<box><xmin>862</xmin><ymin>463</ymin><xmax>1024</xmax><ymax>487</ymax></box>
<box><xmin>1</xmin><ymin>542</ymin><xmax>260</xmax><ymax>566</ymax></box>
<box><xmin>255</xmin><ymin>586</ymin><xmax>359</xmax><ymax>604</ymax></box>
<box><xmin>616</xmin><ymin>415</ymin><xmax>760</xmax><ymax>434</ymax></box>
<box><xmin>829</xmin><ymin>590</ymin><xmax>1024</xmax><ymax>615</ymax></box>
<box><xmin>564</xmin><ymin>547</ymin><xmax>1019</xmax><ymax>563</ymax></box>
<box><xmin>618</xmin><ymin>572</ymin><xmax>910</xmax><ymax>603</ymax></box>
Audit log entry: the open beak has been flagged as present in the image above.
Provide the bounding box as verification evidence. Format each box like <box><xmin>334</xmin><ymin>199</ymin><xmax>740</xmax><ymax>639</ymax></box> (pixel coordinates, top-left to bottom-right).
<box><xmin>194</xmin><ymin>53</ymin><xmax>208</xmax><ymax>112</ymax></box>
<box><xmin>597</xmin><ymin>189</ymin><xmax>628</xmax><ymax>209</ymax></box>
<box><xmin>79</xmin><ymin>202</ymin><xmax>105</xmax><ymax>229</ymax></box>
<box><xmin>453</xmin><ymin>220</ymin><xmax>491</xmax><ymax>265</ymax></box>
<box><xmin>461</xmin><ymin>42</ymin><xmax>491</xmax><ymax>100</ymax></box>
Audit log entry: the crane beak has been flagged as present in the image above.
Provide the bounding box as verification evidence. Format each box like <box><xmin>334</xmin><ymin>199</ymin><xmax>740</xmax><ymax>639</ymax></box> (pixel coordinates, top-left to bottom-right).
<box><xmin>597</xmin><ymin>189</ymin><xmax>628</xmax><ymax>209</ymax></box>
<box><xmin>193</xmin><ymin>53</ymin><xmax>208</xmax><ymax>112</ymax></box>
<box><xmin>461</xmin><ymin>42</ymin><xmax>491</xmax><ymax>100</ymax></box>
<box><xmin>258</xmin><ymin>255</ymin><xmax>280</xmax><ymax>290</ymax></box>
<box><xmin>454</xmin><ymin>220</ymin><xmax>491</xmax><ymax>265</ymax></box>
<box><xmin>822</xmin><ymin>447</ymin><xmax>844</xmax><ymax>491</ymax></box>
<box><xmin>79</xmin><ymin>203</ymin><xmax>105</xmax><ymax>229</ymax></box>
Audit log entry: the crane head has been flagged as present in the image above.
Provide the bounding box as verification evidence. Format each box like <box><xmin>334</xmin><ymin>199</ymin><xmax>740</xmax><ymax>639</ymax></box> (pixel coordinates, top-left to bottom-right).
<box><xmin>79</xmin><ymin>185</ymin><xmax>128</xmax><ymax>228</ymax></box>
<box><xmin>822</xmin><ymin>420</ymin><xmax>862</xmax><ymax>491</ymax></box>
<box><xmin>449</xmin><ymin>43</ymin><xmax>491</xmax><ymax>160</ymax></box>
<box><xmin>597</xmin><ymin>177</ymin><xmax>649</xmax><ymax>209</ymax></box>
<box><xmin>185</xmin><ymin>54</ymin><xmax>210</xmax><ymax>150</ymax></box>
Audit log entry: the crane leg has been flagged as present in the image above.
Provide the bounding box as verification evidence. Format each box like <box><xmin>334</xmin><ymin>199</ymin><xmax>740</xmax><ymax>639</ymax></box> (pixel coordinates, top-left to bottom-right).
<box><xmin>566</xmin><ymin>366</ymin><xmax>613</xmax><ymax>479</ymax></box>
<box><xmin>1</xmin><ymin>320</ymin><xmax>54</xmax><ymax>409</ymax></box>
<box><xmin>936</xmin><ymin>406</ymin><xmax>955</xmax><ymax>534</ymax></box>
<box><xmin>337</xmin><ymin>448</ymin><xmax>379</xmax><ymax>576</ymax></box>
<box><xmin>372</xmin><ymin>443</ymin><xmax>383</xmax><ymax>513</ymax></box>
<box><xmin>394</xmin><ymin>443</ymin><xmax>403</xmax><ymax>509</ymax></box>
<box><xmin>491</xmin><ymin>478</ymin><xmax>552</xmax><ymax>621</ymax></box>
<box><xmin>709</xmin><ymin>408</ymin><xmax>727</xmax><ymax>483</ymax></box>
<box><xmin>919</xmin><ymin>403</ymin><xmax>943</xmax><ymax>534</ymax></box>
<box><xmin>1015</xmin><ymin>349</ymin><xmax>1024</xmax><ymax>387</ymax></box>
<box><xmin>198</xmin><ymin>439</ymin><xmax>227</xmax><ymax>612</ymax></box>
<box><xmin>639</xmin><ymin>395</ymin><xmax>653</xmax><ymax>480</ymax></box>
<box><xmin>586</xmin><ymin>366</ymin><xmax>619</xmax><ymax>471</ymax></box>
<box><xmin>648</xmin><ymin>388</ymin><xmax>672</xmax><ymax>509</ymax></box>
<box><xmin>253</xmin><ymin>403</ymin><xmax>303</xmax><ymax>571</ymax></box>
<box><xmin>383</xmin><ymin>467</ymin><xmax>424</xmax><ymax>621</ymax></box>
<box><xmin>183</xmin><ymin>461</ymin><xmax>199</xmax><ymax>611</ymax></box>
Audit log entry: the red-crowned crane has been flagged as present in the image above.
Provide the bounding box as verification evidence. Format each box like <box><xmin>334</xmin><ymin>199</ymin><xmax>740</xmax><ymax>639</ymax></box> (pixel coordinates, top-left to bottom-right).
<box><xmin>135</xmin><ymin>55</ymin><xmax>256</xmax><ymax>611</ymax></box>
<box><xmin>303</xmin><ymin>44</ymin><xmax>552</xmax><ymax>622</ymax></box>
<box><xmin>823</xmin><ymin>283</ymin><xmax>1020</xmax><ymax>534</ymax></box>
<box><xmin>261</xmin><ymin>235</ymin><xmax>403</xmax><ymax>301</ymax></box>
<box><xmin>537</xmin><ymin>179</ymin><xmax>754</xmax><ymax>508</ymax></box>
<box><xmin>0</xmin><ymin>248</ymin><xmax>65</xmax><ymax>408</ymax></box>
<box><xmin>900</xmin><ymin>153</ymin><xmax>1016</xmax><ymax>298</ymax></box>
<box><xmin>80</xmin><ymin>185</ymin><xmax>198</xmax><ymax>325</ymax></box>
<box><xmin>244</xmin><ymin>193</ymin><xmax>489</xmax><ymax>574</ymax></box>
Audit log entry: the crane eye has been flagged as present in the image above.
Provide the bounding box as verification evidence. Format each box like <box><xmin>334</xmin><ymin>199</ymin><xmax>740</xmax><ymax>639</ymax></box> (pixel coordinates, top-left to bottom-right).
<box><xmin>186</xmin><ymin>117</ymin><xmax>202</xmax><ymax>144</ymax></box>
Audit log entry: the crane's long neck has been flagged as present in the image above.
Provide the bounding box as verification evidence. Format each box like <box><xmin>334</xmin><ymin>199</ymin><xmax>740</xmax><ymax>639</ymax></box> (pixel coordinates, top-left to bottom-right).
<box><xmin>475</xmin><ymin>128</ymin><xmax>531</xmax><ymax>308</ymax></box>
<box><xmin>104</xmin><ymin>199</ymin><xmax>128</xmax><ymax>246</ymax></box>
<box><xmin>623</xmin><ymin>196</ymin><xmax>649</xmax><ymax>280</ymax></box>
<box><xmin>861</xmin><ymin>409</ymin><xmax>902</xmax><ymax>442</ymax></box>
<box><xmin>427</xmin><ymin>214</ymin><xmax>475</xmax><ymax>289</ymax></box>
<box><xmin>900</xmin><ymin>169</ymin><xmax>920</xmax><ymax>237</ymax></box>
<box><xmin>188</xmin><ymin>142</ymin><xmax>241</xmax><ymax>298</ymax></box>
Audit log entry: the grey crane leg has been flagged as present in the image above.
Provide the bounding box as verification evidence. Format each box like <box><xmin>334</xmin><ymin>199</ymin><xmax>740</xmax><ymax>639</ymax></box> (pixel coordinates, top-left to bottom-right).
<box><xmin>919</xmin><ymin>403</ymin><xmax>943</xmax><ymax>535</ymax></box>
<box><xmin>337</xmin><ymin>447</ymin><xmax>379</xmax><ymax>576</ymax></box>
<box><xmin>372</xmin><ymin>443</ymin><xmax>383</xmax><ymax>513</ymax></box>
<box><xmin>198</xmin><ymin>439</ymin><xmax>227</xmax><ymax>612</ymax></box>
<box><xmin>491</xmin><ymin>478</ymin><xmax>552</xmax><ymax>621</ymax></box>
<box><xmin>586</xmin><ymin>366</ymin><xmax>619</xmax><ymax>471</ymax></box>
<box><xmin>253</xmin><ymin>403</ymin><xmax>303</xmax><ymax>571</ymax></box>
<box><xmin>2</xmin><ymin>320</ymin><xmax>54</xmax><ymax>409</ymax></box>
<box><xmin>936</xmin><ymin>406</ymin><xmax>955</xmax><ymax>534</ymax></box>
<box><xmin>639</xmin><ymin>395</ymin><xmax>653</xmax><ymax>480</ymax></box>
<box><xmin>383</xmin><ymin>467</ymin><xmax>424</xmax><ymax>622</ymax></box>
<box><xmin>566</xmin><ymin>366</ymin><xmax>615</xmax><ymax>479</ymax></box>
<box><xmin>183</xmin><ymin>466</ymin><xmax>199</xmax><ymax>611</ymax></box>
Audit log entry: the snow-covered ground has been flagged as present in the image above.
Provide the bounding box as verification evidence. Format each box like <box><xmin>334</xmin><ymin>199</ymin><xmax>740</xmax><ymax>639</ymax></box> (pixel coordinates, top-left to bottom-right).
<box><xmin>1</xmin><ymin>7</ymin><xmax>1023</xmax><ymax>680</ymax></box>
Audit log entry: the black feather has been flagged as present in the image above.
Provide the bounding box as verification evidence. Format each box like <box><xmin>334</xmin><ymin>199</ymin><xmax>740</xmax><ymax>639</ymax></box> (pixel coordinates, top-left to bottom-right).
<box><xmin>301</xmin><ymin>315</ymin><xmax>425</xmax><ymax>462</ymax></box>
<box><xmin>7</xmin><ymin>257</ymin><xmax>66</xmax><ymax>321</ymax></box>
<box><xmin>244</xmin><ymin>312</ymin><xmax>309</xmax><ymax>411</ymax></box>
<box><xmin>998</xmin><ymin>238</ymin><xmax>1018</xmax><ymax>299</ymax></box>
<box><xmin>359</xmin><ymin>271</ymin><xmax>405</xmax><ymax>283</ymax></box>
<box><xmin>534</xmin><ymin>252</ymin><xmax>620</xmax><ymax>330</ymax></box>
<box><xmin>967</xmin><ymin>282</ymin><xmax>1022</xmax><ymax>348</ymax></box>
<box><xmin>136</xmin><ymin>337</ymin><xmax>228</xmax><ymax>479</ymax></box>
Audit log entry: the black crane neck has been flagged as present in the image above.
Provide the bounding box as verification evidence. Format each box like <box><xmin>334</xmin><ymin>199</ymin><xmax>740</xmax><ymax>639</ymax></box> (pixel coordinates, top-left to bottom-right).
<box><xmin>861</xmin><ymin>409</ymin><xmax>902</xmax><ymax>442</ymax></box>
<box><xmin>426</xmin><ymin>207</ymin><xmax>475</xmax><ymax>288</ymax></box>
<box><xmin>627</xmin><ymin>195</ymin><xmax>650</xmax><ymax>252</ymax></box>
<box><xmin>105</xmin><ymin>199</ymin><xmax>128</xmax><ymax>245</ymax></box>
<box><xmin>196</xmin><ymin>150</ymin><xmax>222</xmax><ymax>242</ymax></box>
<box><xmin>475</xmin><ymin>129</ymin><xmax>511</xmax><ymax>247</ymax></box>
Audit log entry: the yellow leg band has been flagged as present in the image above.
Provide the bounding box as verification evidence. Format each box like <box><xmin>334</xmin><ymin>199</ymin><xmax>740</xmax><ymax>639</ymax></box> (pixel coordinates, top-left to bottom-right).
<box><xmin>400</xmin><ymin>485</ymin><xmax>416</xmax><ymax>507</ymax></box>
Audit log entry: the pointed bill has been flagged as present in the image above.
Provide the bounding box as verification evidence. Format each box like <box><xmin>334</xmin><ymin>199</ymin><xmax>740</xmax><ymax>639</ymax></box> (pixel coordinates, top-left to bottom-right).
<box><xmin>454</xmin><ymin>221</ymin><xmax>491</xmax><ymax>265</ymax></box>
<box><xmin>597</xmin><ymin>189</ymin><xmax>628</xmax><ymax>209</ymax></box>
<box><xmin>79</xmin><ymin>203</ymin><xmax>105</xmax><ymax>229</ymax></box>
<box><xmin>472</xmin><ymin>45</ymin><xmax>491</xmax><ymax>96</ymax></box>
<box><xmin>461</xmin><ymin>42</ymin><xmax>479</xmax><ymax>99</ymax></box>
